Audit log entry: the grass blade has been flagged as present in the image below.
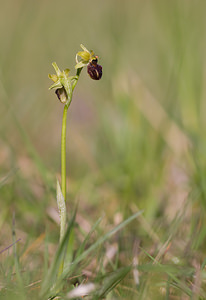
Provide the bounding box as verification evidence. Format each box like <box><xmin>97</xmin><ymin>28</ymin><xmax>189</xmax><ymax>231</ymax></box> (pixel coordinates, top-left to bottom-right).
<box><xmin>62</xmin><ymin>210</ymin><xmax>143</xmax><ymax>279</ymax></box>
<box><xmin>40</xmin><ymin>207</ymin><xmax>77</xmax><ymax>298</ymax></box>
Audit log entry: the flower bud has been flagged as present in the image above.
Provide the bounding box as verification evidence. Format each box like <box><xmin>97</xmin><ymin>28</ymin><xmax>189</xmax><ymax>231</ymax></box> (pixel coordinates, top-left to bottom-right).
<box><xmin>55</xmin><ymin>87</ymin><xmax>67</xmax><ymax>104</ymax></box>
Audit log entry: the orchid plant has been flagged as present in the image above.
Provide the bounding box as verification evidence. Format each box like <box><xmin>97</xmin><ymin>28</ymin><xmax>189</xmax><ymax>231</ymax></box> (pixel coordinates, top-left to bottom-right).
<box><xmin>48</xmin><ymin>44</ymin><xmax>102</xmax><ymax>277</ymax></box>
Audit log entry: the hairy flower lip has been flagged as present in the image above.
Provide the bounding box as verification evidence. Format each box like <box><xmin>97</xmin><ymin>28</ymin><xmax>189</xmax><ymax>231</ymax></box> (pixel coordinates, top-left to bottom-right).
<box><xmin>87</xmin><ymin>61</ymin><xmax>102</xmax><ymax>80</ymax></box>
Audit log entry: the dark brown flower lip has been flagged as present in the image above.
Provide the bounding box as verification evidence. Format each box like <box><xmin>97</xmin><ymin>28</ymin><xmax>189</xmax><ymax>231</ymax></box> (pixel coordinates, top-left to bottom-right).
<box><xmin>87</xmin><ymin>61</ymin><xmax>102</xmax><ymax>80</ymax></box>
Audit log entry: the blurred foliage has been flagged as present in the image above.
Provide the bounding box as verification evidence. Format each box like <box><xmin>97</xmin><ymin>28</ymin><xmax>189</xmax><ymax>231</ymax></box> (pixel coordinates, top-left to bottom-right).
<box><xmin>1</xmin><ymin>0</ymin><xmax>206</xmax><ymax>298</ymax></box>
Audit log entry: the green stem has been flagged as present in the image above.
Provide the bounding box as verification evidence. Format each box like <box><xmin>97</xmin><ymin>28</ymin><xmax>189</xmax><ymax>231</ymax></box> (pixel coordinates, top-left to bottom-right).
<box><xmin>61</xmin><ymin>104</ymin><xmax>69</xmax><ymax>203</ymax></box>
<box><xmin>60</xmin><ymin>68</ymin><xmax>82</xmax><ymax>206</ymax></box>
<box><xmin>72</xmin><ymin>67</ymin><xmax>82</xmax><ymax>91</ymax></box>
<box><xmin>58</xmin><ymin>68</ymin><xmax>82</xmax><ymax>278</ymax></box>
<box><xmin>58</xmin><ymin>103</ymin><xmax>69</xmax><ymax>279</ymax></box>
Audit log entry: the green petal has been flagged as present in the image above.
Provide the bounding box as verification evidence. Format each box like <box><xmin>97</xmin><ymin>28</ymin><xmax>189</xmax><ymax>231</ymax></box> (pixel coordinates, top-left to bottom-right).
<box><xmin>75</xmin><ymin>61</ymin><xmax>88</xmax><ymax>69</ymax></box>
<box><xmin>77</xmin><ymin>51</ymin><xmax>90</xmax><ymax>61</ymax></box>
<box><xmin>63</xmin><ymin>68</ymin><xmax>70</xmax><ymax>77</ymax></box>
<box><xmin>49</xmin><ymin>80</ymin><xmax>62</xmax><ymax>90</ymax></box>
<box><xmin>52</xmin><ymin>62</ymin><xmax>62</xmax><ymax>76</ymax></box>
<box><xmin>80</xmin><ymin>44</ymin><xmax>90</xmax><ymax>53</ymax></box>
<box><xmin>48</xmin><ymin>73</ymin><xmax>58</xmax><ymax>83</ymax></box>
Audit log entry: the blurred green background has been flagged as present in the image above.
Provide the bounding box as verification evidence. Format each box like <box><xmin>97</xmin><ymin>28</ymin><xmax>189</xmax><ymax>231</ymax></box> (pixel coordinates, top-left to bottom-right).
<box><xmin>1</xmin><ymin>0</ymin><xmax>206</xmax><ymax>297</ymax></box>
<box><xmin>1</xmin><ymin>0</ymin><xmax>206</xmax><ymax>230</ymax></box>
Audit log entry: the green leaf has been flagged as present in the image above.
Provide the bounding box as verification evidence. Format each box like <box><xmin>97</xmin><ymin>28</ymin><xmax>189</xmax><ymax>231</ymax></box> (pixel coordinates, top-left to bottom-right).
<box><xmin>40</xmin><ymin>207</ymin><xmax>77</xmax><ymax>298</ymax></box>
<box><xmin>56</xmin><ymin>179</ymin><xmax>66</xmax><ymax>242</ymax></box>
